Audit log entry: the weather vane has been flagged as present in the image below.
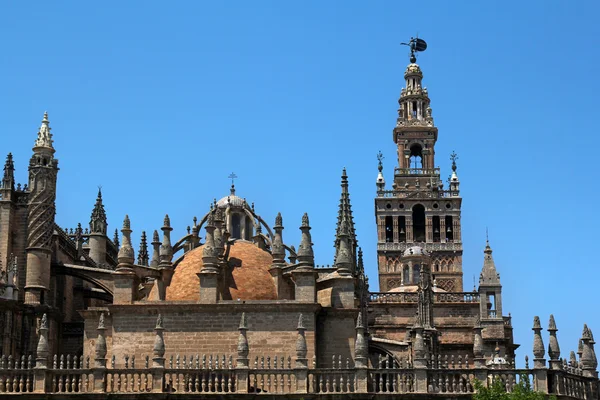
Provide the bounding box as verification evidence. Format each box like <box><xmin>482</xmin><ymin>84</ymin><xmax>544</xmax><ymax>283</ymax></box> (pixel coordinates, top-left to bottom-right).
<box><xmin>400</xmin><ymin>36</ymin><xmax>427</xmax><ymax>63</ymax></box>
<box><xmin>228</xmin><ymin>172</ymin><xmax>238</xmax><ymax>186</ymax></box>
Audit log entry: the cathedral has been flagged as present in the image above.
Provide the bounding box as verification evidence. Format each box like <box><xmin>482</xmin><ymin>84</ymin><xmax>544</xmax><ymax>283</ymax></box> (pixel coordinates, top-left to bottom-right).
<box><xmin>0</xmin><ymin>47</ymin><xmax>597</xmax><ymax>398</ymax></box>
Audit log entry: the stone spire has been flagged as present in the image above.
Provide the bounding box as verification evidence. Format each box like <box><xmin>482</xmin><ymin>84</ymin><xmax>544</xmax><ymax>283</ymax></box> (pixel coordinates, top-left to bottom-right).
<box><xmin>34</xmin><ymin>112</ymin><xmax>54</xmax><ymax>151</ymax></box>
<box><xmin>117</xmin><ymin>215</ymin><xmax>134</xmax><ymax>266</ymax></box>
<box><xmin>473</xmin><ymin>317</ymin><xmax>485</xmax><ymax>368</ymax></box>
<box><xmin>159</xmin><ymin>215</ymin><xmax>173</xmax><ymax>264</ymax></box>
<box><xmin>113</xmin><ymin>228</ymin><xmax>120</xmax><ymax>248</ymax></box>
<box><xmin>272</xmin><ymin>213</ymin><xmax>285</xmax><ymax>264</ymax></box>
<box><xmin>152</xmin><ymin>314</ymin><xmax>165</xmax><ymax>368</ymax></box>
<box><xmin>35</xmin><ymin>314</ymin><xmax>49</xmax><ymax>368</ymax></box>
<box><xmin>479</xmin><ymin>239</ymin><xmax>500</xmax><ymax>286</ymax></box>
<box><xmin>201</xmin><ymin>212</ymin><xmax>218</xmax><ymax>271</ymax></box>
<box><xmin>2</xmin><ymin>153</ymin><xmax>14</xmax><ymax>190</ymax></box>
<box><xmin>95</xmin><ymin>313</ymin><xmax>107</xmax><ymax>368</ymax></box>
<box><xmin>334</xmin><ymin>168</ymin><xmax>357</xmax><ymax>267</ymax></box>
<box><xmin>354</xmin><ymin>312</ymin><xmax>368</xmax><ymax>368</ymax></box>
<box><xmin>296</xmin><ymin>213</ymin><xmax>314</xmax><ymax>268</ymax></box>
<box><xmin>295</xmin><ymin>314</ymin><xmax>308</xmax><ymax>366</ymax></box>
<box><xmin>590</xmin><ymin>329</ymin><xmax>598</xmax><ymax>370</ymax></box>
<box><xmin>532</xmin><ymin>316</ymin><xmax>546</xmax><ymax>368</ymax></box>
<box><xmin>237</xmin><ymin>313</ymin><xmax>249</xmax><ymax>367</ymax></box>
<box><xmin>548</xmin><ymin>314</ymin><xmax>561</xmax><ymax>368</ymax></box>
<box><xmin>580</xmin><ymin>324</ymin><xmax>598</xmax><ymax>376</ymax></box>
<box><xmin>334</xmin><ymin>217</ymin><xmax>353</xmax><ymax>275</ymax></box>
<box><xmin>89</xmin><ymin>188</ymin><xmax>107</xmax><ymax>234</ymax></box>
<box><xmin>137</xmin><ymin>231</ymin><xmax>149</xmax><ymax>266</ymax></box>
<box><xmin>150</xmin><ymin>230</ymin><xmax>160</xmax><ymax>268</ymax></box>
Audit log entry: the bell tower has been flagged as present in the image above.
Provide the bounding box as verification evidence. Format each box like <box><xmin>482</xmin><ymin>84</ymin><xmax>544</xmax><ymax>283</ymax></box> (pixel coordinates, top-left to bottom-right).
<box><xmin>375</xmin><ymin>40</ymin><xmax>464</xmax><ymax>293</ymax></box>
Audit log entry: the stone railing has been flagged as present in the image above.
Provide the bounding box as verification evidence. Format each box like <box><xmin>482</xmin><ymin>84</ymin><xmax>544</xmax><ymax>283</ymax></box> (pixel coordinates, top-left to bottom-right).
<box><xmin>378</xmin><ymin>241</ymin><xmax>462</xmax><ymax>252</ymax></box>
<box><xmin>377</xmin><ymin>188</ymin><xmax>458</xmax><ymax>198</ymax></box>
<box><xmin>369</xmin><ymin>292</ymin><xmax>479</xmax><ymax>304</ymax></box>
<box><xmin>6</xmin><ymin>313</ymin><xmax>598</xmax><ymax>398</ymax></box>
<box><xmin>0</xmin><ymin>357</ymin><xmax>597</xmax><ymax>398</ymax></box>
<box><xmin>394</xmin><ymin>167</ymin><xmax>441</xmax><ymax>176</ymax></box>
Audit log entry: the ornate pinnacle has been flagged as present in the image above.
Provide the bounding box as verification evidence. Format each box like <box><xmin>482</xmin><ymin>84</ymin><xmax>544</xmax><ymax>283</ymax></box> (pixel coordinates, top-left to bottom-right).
<box><xmin>153</xmin><ymin>314</ymin><xmax>165</xmax><ymax>365</ymax></box>
<box><xmin>272</xmin><ymin>213</ymin><xmax>285</xmax><ymax>264</ymax></box>
<box><xmin>377</xmin><ymin>151</ymin><xmax>384</xmax><ymax>173</ymax></box>
<box><xmin>138</xmin><ymin>231</ymin><xmax>149</xmax><ymax>266</ymax></box>
<box><xmin>117</xmin><ymin>215</ymin><xmax>134</xmax><ymax>265</ymax></box>
<box><xmin>334</xmin><ymin>217</ymin><xmax>353</xmax><ymax>274</ymax></box>
<box><xmin>296</xmin><ymin>314</ymin><xmax>307</xmax><ymax>362</ymax></box>
<box><xmin>95</xmin><ymin>313</ymin><xmax>107</xmax><ymax>367</ymax></box>
<box><xmin>159</xmin><ymin>214</ymin><xmax>173</xmax><ymax>264</ymax></box>
<box><xmin>548</xmin><ymin>314</ymin><xmax>561</xmax><ymax>362</ymax></box>
<box><xmin>297</xmin><ymin>213</ymin><xmax>314</xmax><ymax>267</ymax></box>
<box><xmin>2</xmin><ymin>153</ymin><xmax>15</xmax><ymax>190</ymax></box>
<box><xmin>34</xmin><ymin>111</ymin><xmax>54</xmax><ymax>150</ymax></box>
<box><xmin>275</xmin><ymin>212</ymin><xmax>283</xmax><ymax>228</ymax></box>
<box><xmin>357</xmin><ymin>247</ymin><xmax>364</xmax><ymax>275</ymax></box>
<box><xmin>450</xmin><ymin>151</ymin><xmax>458</xmax><ymax>172</ymax></box>
<box><xmin>35</xmin><ymin>314</ymin><xmax>50</xmax><ymax>368</ymax></box>
<box><xmin>237</xmin><ymin>313</ymin><xmax>249</xmax><ymax>365</ymax></box>
<box><xmin>532</xmin><ymin>316</ymin><xmax>546</xmax><ymax>362</ymax></box>
<box><xmin>355</xmin><ymin>311</ymin><xmax>367</xmax><ymax>367</ymax></box>
<box><xmin>113</xmin><ymin>228</ymin><xmax>120</xmax><ymax>248</ymax></box>
<box><xmin>90</xmin><ymin>188</ymin><xmax>108</xmax><ymax>234</ymax></box>
<box><xmin>150</xmin><ymin>230</ymin><xmax>161</xmax><ymax>268</ymax></box>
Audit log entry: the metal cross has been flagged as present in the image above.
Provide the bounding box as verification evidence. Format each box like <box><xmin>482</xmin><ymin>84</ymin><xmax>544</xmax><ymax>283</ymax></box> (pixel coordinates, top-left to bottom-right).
<box><xmin>228</xmin><ymin>172</ymin><xmax>238</xmax><ymax>186</ymax></box>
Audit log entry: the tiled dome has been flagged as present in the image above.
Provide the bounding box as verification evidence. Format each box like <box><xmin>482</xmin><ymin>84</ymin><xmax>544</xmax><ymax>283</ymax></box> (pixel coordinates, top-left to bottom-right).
<box><xmin>154</xmin><ymin>241</ymin><xmax>277</xmax><ymax>301</ymax></box>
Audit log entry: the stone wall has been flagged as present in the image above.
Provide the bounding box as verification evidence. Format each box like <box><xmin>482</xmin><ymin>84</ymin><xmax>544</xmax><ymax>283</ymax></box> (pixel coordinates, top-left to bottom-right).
<box><xmin>82</xmin><ymin>303</ymin><xmax>321</xmax><ymax>365</ymax></box>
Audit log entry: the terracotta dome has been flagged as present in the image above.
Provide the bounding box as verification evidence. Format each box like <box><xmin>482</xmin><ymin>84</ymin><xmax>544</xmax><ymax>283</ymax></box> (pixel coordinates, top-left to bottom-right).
<box><xmin>156</xmin><ymin>241</ymin><xmax>277</xmax><ymax>301</ymax></box>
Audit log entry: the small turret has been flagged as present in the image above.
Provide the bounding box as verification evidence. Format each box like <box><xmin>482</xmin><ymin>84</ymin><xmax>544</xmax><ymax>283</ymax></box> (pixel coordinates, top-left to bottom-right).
<box><xmin>137</xmin><ymin>231</ymin><xmax>149</xmax><ymax>266</ymax></box>
<box><xmin>150</xmin><ymin>230</ymin><xmax>160</xmax><ymax>268</ymax></box>
<box><xmin>296</xmin><ymin>213</ymin><xmax>314</xmax><ymax>269</ymax></box>
<box><xmin>478</xmin><ymin>238</ymin><xmax>502</xmax><ymax>319</ymax></box>
<box><xmin>271</xmin><ymin>213</ymin><xmax>285</xmax><ymax>264</ymax></box>
<box><xmin>89</xmin><ymin>188</ymin><xmax>107</xmax><ymax>235</ymax></box>
<box><xmin>159</xmin><ymin>215</ymin><xmax>173</xmax><ymax>264</ymax></box>
<box><xmin>548</xmin><ymin>314</ymin><xmax>561</xmax><ymax>369</ymax></box>
<box><xmin>117</xmin><ymin>215</ymin><xmax>134</xmax><ymax>267</ymax></box>
<box><xmin>2</xmin><ymin>153</ymin><xmax>14</xmax><ymax>191</ymax></box>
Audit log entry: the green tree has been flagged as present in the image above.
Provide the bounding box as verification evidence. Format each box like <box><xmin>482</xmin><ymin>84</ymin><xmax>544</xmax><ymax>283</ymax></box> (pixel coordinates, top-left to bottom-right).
<box><xmin>474</xmin><ymin>375</ymin><xmax>553</xmax><ymax>400</ymax></box>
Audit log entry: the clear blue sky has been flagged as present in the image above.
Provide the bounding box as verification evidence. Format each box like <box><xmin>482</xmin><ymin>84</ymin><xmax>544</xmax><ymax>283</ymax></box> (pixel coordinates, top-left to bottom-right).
<box><xmin>1</xmin><ymin>1</ymin><xmax>598</xmax><ymax>363</ymax></box>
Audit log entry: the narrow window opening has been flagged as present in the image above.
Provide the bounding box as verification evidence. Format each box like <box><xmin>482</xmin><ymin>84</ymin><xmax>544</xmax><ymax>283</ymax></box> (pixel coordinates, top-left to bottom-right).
<box><xmin>413</xmin><ymin>264</ymin><xmax>421</xmax><ymax>284</ymax></box>
<box><xmin>398</xmin><ymin>216</ymin><xmax>406</xmax><ymax>242</ymax></box>
<box><xmin>445</xmin><ymin>216</ymin><xmax>454</xmax><ymax>241</ymax></box>
<box><xmin>487</xmin><ymin>292</ymin><xmax>496</xmax><ymax>318</ymax></box>
<box><xmin>244</xmin><ymin>218</ymin><xmax>253</xmax><ymax>240</ymax></box>
<box><xmin>385</xmin><ymin>216</ymin><xmax>393</xmax><ymax>243</ymax></box>
<box><xmin>409</xmin><ymin>144</ymin><xmax>423</xmax><ymax>169</ymax></box>
<box><xmin>432</xmin><ymin>216</ymin><xmax>441</xmax><ymax>242</ymax></box>
<box><xmin>232</xmin><ymin>214</ymin><xmax>241</xmax><ymax>239</ymax></box>
<box><xmin>413</xmin><ymin>204</ymin><xmax>426</xmax><ymax>242</ymax></box>
<box><xmin>403</xmin><ymin>265</ymin><xmax>410</xmax><ymax>285</ymax></box>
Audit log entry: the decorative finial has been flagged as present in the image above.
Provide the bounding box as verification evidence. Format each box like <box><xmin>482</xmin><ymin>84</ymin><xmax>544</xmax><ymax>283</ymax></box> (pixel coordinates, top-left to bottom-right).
<box><xmin>301</xmin><ymin>213</ymin><xmax>309</xmax><ymax>228</ymax></box>
<box><xmin>275</xmin><ymin>212</ymin><xmax>283</xmax><ymax>228</ymax></box>
<box><xmin>155</xmin><ymin>314</ymin><xmax>163</xmax><ymax>330</ymax></box>
<box><xmin>228</xmin><ymin>172</ymin><xmax>237</xmax><ymax>194</ymax></box>
<box><xmin>450</xmin><ymin>151</ymin><xmax>458</xmax><ymax>172</ymax></box>
<box><xmin>34</xmin><ymin>111</ymin><xmax>54</xmax><ymax>149</ymax></box>
<box><xmin>377</xmin><ymin>151</ymin><xmax>384</xmax><ymax>172</ymax></box>
<box><xmin>400</xmin><ymin>36</ymin><xmax>427</xmax><ymax>63</ymax></box>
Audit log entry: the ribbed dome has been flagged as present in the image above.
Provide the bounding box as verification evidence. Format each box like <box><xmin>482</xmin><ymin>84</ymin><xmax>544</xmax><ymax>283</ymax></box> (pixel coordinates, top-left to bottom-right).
<box><xmin>216</xmin><ymin>194</ymin><xmax>244</xmax><ymax>208</ymax></box>
<box><xmin>151</xmin><ymin>241</ymin><xmax>277</xmax><ymax>301</ymax></box>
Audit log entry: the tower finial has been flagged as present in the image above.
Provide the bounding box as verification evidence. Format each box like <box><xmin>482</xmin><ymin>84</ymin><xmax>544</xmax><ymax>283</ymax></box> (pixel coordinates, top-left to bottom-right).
<box><xmin>34</xmin><ymin>111</ymin><xmax>54</xmax><ymax>150</ymax></box>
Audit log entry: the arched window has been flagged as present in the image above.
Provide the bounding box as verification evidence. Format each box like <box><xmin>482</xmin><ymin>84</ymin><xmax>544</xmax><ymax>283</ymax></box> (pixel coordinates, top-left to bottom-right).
<box><xmin>413</xmin><ymin>264</ymin><xmax>421</xmax><ymax>284</ymax></box>
<box><xmin>409</xmin><ymin>144</ymin><xmax>423</xmax><ymax>169</ymax></box>
<box><xmin>244</xmin><ymin>217</ymin><xmax>253</xmax><ymax>240</ymax></box>
<box><xmin>231</xmin><ymin>214</ymin><xmax>241</xmax><ymax>239</ymax></box>
<box><xmin>413</xmin><ymin>204</ymin><xmax>426</xmax><ymax>242</ymax></box>
<box><xmin>445</xmin><ymin>216</ymin><xmax>454</xmax><ymax>241</ymax></box>
<box><xmin>385</xmin><ymin>216</ymin><xmax>393</xmax><ymax>243</ymax></box>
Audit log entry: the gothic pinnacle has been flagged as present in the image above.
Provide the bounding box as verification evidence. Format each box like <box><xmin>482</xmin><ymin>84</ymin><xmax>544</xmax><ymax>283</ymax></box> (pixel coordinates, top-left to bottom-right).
<box><xmin>479</xmin><ymin>239</ymin><xmax>500</xmax><ymax>286</ymax></box>
<box><xmin>34</xmin><ymin>111</ymin><xmax>54</xmax><ymax>151</ymax></box>
<box><xmin>159</xmin><ymin>214</ymin><xmax>173</xmax><ymax>264</ymax></box>
<box><xmin>113</xmin><ymin>228</ymin><xmax>120</xmax><ymax>248</ymax></box>
<box><xmin>532</xmin><ymin>316</ymin><xmax>546</xmax><ymax>365</ymax></box>
<box><xmin>272</xmin><ymin>212</ymin><xmax>285</xmax><ymax>264</ymax></box>
<box><xmin>548</xmin><ymin>314</ymin><xmax>561</xmax><ymax>362</ymax></box>
<box><xmin>296</xmin><ymin>213</ymin><xmax>314</xmax><ymax>267</ymax></box>
<box><xmin>90</xmin><ymin>187</ymin><xmax>107</xmax><ymax>234</ymax></box>
<box><xmin>138</xmin><ymin>231</ymin><xmax>149</xmax><ymax>266</ymax></box>
<box><xmin>335</xmin><ymin>168</ymin><xmax>357</xmax><ymax>261</ymax></box>
<box><xmin>2</xmin><ymin>153</ymin><xmax>15</xmax><ymax>190</ymax></box>
<box><xmin>150</xmin><ymin>230</ymin><xmax>160</xmax><ymax>268</ymax></box>
<box><xmin>117</xmin><ymin>215</ymin><xmax>134</xmax><ymax>265</ymax></box>
<box><xmin>334</xmin><ymin>217</ymin><xmax>353</xmax><ymax>275</ymax></box>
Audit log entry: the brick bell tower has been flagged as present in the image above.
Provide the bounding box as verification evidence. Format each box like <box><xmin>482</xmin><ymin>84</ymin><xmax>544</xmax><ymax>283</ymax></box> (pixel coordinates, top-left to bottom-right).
<box><xmin>375</xmin><ymin>43</ymin><xmax>463</xmax><ymax>293</ymax></box>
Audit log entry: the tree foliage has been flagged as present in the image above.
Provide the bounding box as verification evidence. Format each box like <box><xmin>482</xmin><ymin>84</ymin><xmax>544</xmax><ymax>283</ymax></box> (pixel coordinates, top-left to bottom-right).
<box><xmin>474</xmin><ymin>375</ymin><xmax>552</xmax><ymax>400</ymax></box>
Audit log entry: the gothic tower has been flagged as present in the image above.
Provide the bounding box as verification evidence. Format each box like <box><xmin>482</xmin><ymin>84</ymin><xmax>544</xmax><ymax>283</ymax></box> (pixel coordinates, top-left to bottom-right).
<box><xmin>375</xmin><ymin>58</ymin><xmax>463</xmax><ymax>293</ymax></box>
<box><xmin>24</xmin><ymin>112</ymin><xmax>59</xmax><ymax>305</ymax></box>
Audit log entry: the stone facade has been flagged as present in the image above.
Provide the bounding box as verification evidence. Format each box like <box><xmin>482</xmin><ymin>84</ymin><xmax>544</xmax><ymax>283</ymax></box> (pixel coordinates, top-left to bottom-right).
<box><xmin>0</xmin><ymin>49</ymin><xmax>597</xmax><ymax>399</ymax></box>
